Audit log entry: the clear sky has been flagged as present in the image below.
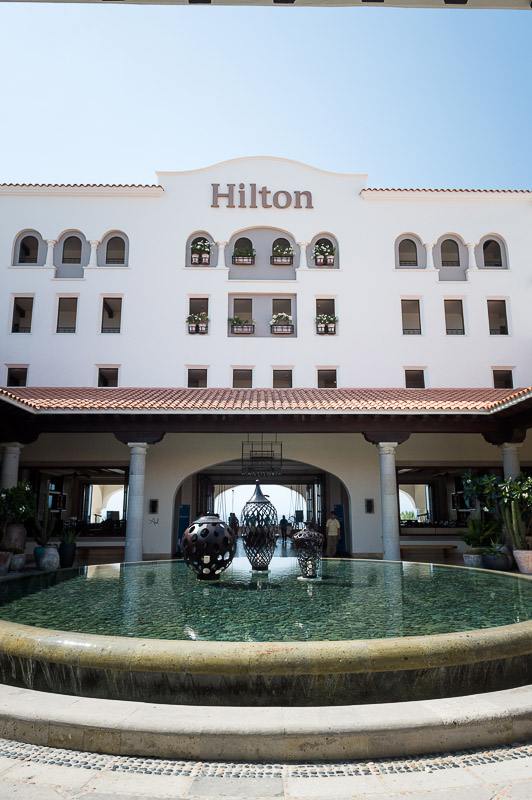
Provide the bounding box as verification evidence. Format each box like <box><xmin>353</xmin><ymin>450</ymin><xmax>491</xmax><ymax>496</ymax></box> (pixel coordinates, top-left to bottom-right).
<box><xmin>0</xmin><ymin>3</ymin><xmax>530</xmax><ymax>188</ymax></box>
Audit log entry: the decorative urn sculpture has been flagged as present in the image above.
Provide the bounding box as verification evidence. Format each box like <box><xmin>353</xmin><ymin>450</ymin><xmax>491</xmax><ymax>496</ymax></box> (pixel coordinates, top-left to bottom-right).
<box><xmin>240</xmin><ymin>482</ymin><xmax>278</xmax><ymax>571</ymax></box>
<box><xmin>182</xmin><ymin>513</ymin><xmax>237</xmax><ymax>580</ymax></box>
<box><xmin>292</xmin><ymin>525</ymin><xmax>324</xmax><ymax>580</ymax></box>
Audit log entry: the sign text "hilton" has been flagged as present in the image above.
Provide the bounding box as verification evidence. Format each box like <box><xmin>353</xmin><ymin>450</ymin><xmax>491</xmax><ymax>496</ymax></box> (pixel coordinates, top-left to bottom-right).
<box><xmin>211</xmin><ymin>183</ymin><xmax>313</xmax><ymax>210</ymax></box>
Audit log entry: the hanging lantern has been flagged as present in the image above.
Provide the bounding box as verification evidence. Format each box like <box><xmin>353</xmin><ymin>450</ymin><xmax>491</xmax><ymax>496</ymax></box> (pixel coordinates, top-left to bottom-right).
<box><xmin>240</xmin><ymin>481</ymin><xmax>278</xmax><ymax>571</ymax></box>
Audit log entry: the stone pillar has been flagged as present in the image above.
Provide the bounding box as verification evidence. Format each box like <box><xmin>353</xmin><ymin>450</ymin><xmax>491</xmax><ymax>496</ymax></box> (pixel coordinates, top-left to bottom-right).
<box><xmin>378</xmin><ymin>442</ymin><xmax>401</xmax><ymax>561</ymax></box>
<box><xmin>500</xmin><ymin>442</ymin><xmax>521</xmax><ymax>479</ymax></box>
<box><xmin>466</xmin><ymin>243</ymin><xmax>478</xmax><ymax>270</ymax></box>
<box><xmin>216</xmin><ymin>241</ymin><xmax>228</xmax><ymax>269</ymax></box>
<box><xmin>88</xmin><ymin>240</ymin><xmax>99</xmax><ymax>267</ymax></box>
<box><xmin>45</xmin><ymin>240</ymin><xmax>56</xmax><ymax>268</ymax></box>
<box><xmin>125</xmin><ymin>443</ymin><xmax>149</xmax><ymax>563</ymax></box>
<box><xmin>1</xmin><ymin>443</ymin><xmax>23</xmax><ymax>488</ymax></box>
<box><xmin>424</xmin><ymin>243</ymin><xmax>435</xmax><ymax>269</ymax></box>
<box><xmin>297</xmin><ymin>242</ymin><xmax>309</xmax><ymax>269</ymax></box>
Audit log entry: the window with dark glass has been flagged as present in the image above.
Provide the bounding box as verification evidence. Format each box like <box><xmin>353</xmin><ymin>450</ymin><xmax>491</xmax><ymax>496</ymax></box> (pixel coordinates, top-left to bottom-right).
<box><xmin>11</xmin><ymin>297</ymin><xmax>34</xmax><ymax>333</ymax></box>
<box><xmin>316</xmin><ymin>298</ymin><xmax>335</xmax><ymax>316</ymax></box>
<box><xmin>398</xmin><ymin>239</ymin><xmax>418</xmax><ymax>267</ymax></box>
<box><xmin>444</xmin><ymin>299</ymin><xmax>465</xmax><ymax>335</ymax></box>
<box><xmin>401</xmin><ymin>299</ymin><xmax>421</xmax><ymax>334</ymax></box>
<box><xmin>493</xmin><ymin>370</ymin><xmax>513</xmax><ymax>389</ymax></box>
<box><xmin>62</xmin><ymin>236</ymin><xmax>82</xmax><ymax>264</ymax></box>
<box><xmin>189</xmin><ymin>298</ymin><xmax>209</xmax><ymax>316</ymax></box>
<box><xmin>6</xmin><ymin>367</ymin><xmax>27</xmax><ymax>387</ymax></box>
<box><xmin>272</xmin><ymin>298</ymin><xmax>292</xmax><ymax>316</ymax></box>
<box><xmin>233</xmin><ymin>298</ymin><xmax>252</xmax><ymax>320</ymax></box>
<box><xmin>105</xmin><ymin>237</ymin><xmax>125</xmax><ymax>265</ymax></box>
<box><xmin>483</xmin><ymin>240</ymin><xmax>503</xmax><ymax>268</ymax></box>
<box><xmin>273</xmin><ymin>369</ymin><xmax>292</xmax><ymax>388</ymax></box>
<box><xmin>18</xmin><ymin>235</ymin><xmax>38</xmax><ymax>264</ymax></box>
<box><xmin>56</xmin><ymin>297</ymin><xmax>78</xmax><ymax>333</ymax></box>
<box><xmin>441</xmin><ymin>239</ymin><xmax>460</xmax><ymax>267</ymax></box>
<box><xmin>317</xmin><ymin>369</ymin><xmax>337</xmax><ymax>388</ymax></box>
<box><xmin>233</xmin><ymin>369</ymin><xmax>252</xmax><ymax>388</ymax></box>
<box><xmin>487</xmin><ymin>300</ymin><xmax>508</xmax><ymax>335</ymax></box>
<box><xmin>98</xmin><ymin>368</ymin><xmax>119</xmax><ymax>387</ymax></box>
<box><xmin>101</xmin><ymin>298</ymin><xmax>122</xmax><ymax>333</ymax></box>
<box><xmin>405</xmin><ymin>369</ymin><xmax>425</xmax><ymax>389</ymax></box>
<box><xmin>188</xmin><ymin>369</ymin><xmax>207</xmax><ymax>388</ymax></box>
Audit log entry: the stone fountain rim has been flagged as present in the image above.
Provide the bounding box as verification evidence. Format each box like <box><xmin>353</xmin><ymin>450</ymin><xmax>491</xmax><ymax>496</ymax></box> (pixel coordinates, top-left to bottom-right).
<box><xmin>0</xmin><ymin>559</ymin><xmax>531</xmax><ymax>676</ymax></box>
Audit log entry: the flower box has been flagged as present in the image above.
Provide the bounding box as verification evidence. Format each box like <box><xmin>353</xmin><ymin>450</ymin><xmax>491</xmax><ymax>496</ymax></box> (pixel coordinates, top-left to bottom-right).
<box><xmin>326</xmin><ymin>255</ymin><xmax>335</xmax><ymax>266</ymax></box>
<box><xmin>188</xmin><ymin>323</ymin><xmax>199</xmax><ymax>334</ymax></box>
<box><xmin>315</xmin><ymin>255</ymin><xmax>325</xmax><ymax>266</ymax></box>
<box><xmin>326</xmin><ymin>323</ymin><xmax>336</xmax><ymax>334</ymax></box>
<box><xmin>201</xmin><ymin>254</ymin><xmax>210</xmax><ymax>265</ymax></box>
<box><xmin>316</xmin><ymin>323</ymin><xmax>327</xmax><ymax>335</ymax></box>
<box><xmin>191</xmin><ymin>253</ymin><xmax>200</xmax><ymax>265</ymax></box>
<box><xmin>270</xmin><ymin>256</ymin><xmax>293</xmax><ymax>266</ymax></box>
<box><xmin>232</xmin><ymin>256</ymin><xmax>255</xmax><ymax>265</ymax></box>
<box><xmin>231</xmin><ymin>324</ymin><xmax>255</xmax><ymax>335</ymax></box>
<box><xmin>197</xmin><ymin>323</ymin><xmax>208</xmax><ymax>334</ymax></box>
<box><xmin>271</xmin><ymin>324</ymin><xmax>294</xmax><ymax>335</ymax></box>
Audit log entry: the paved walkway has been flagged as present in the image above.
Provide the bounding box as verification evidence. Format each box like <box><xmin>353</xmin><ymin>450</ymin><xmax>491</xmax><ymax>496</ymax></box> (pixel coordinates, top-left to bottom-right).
<box><xmin>0</xmin><ymin>738</ymin><xmax>531</xmax><ymax>799</ymax></box>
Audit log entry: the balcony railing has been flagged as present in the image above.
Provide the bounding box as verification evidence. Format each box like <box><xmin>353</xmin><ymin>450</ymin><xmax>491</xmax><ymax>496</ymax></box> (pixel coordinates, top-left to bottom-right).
<box><xmin>446</xmin><ymin>328</ymin><xmax>464</xmax><ymax>335</ymax></box>
<box><xmin>270</xmin><ymin>256</ymin><xmax>293</xmax><ymax>265</ymax></box>
<box><xmin>102</xmin><ymin>327</ymin><xmax>121</xmax><ymax>334</ymax></box>
<box><xmin>490</xmin><ymin>326</ymin><xmax>508</xmax><ymax>335</ymax></box>
<box><xmin>271</xmin><ymin>324</ymin><xmax>294</xmax><ymax>335</ymax></box>
<box><xmin>12</xmin><ymin>326</ymin><xmax>31</xmax><ymax>333</ymax></box>
<box><xmin>231</xmin><ymin>324</ymin><xmax>255</xmax><ymax>335</ymax></box>
<box><xmin>402</xmin><ymin>328</ymin><xmax>422</xmax><ymax>335</ymax></box>
<box><xmin>62</xmin><ymin>258</ymin><xmax>82</xmax><ymax>264</ymax></box>
<box><xmin>56</xmin><ymin>326</ymin><xmax>76</xmax><ymax>333</ymax></box>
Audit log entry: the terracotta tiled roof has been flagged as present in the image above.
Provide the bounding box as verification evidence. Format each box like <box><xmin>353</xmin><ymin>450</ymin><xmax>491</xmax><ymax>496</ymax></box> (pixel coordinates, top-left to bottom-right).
<box><xmin>363</xmin><ymin>188</ymin><xmax>531</xmax><ymax>194</ymax></box>
<box><xmin>1</xmin><ymin>387</ymin><xmax>530</xmax><ymax>414</ymax></box>
<box><xmin>0</xmin><ymin>182</ymin><xmax>162</xmax><ymax>189</ymax></box>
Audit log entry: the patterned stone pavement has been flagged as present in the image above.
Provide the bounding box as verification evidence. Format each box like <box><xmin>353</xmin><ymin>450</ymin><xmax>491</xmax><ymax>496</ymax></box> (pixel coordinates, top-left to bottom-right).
<box><xmin>0</xmin><ymin>738</ymin><xmax>531</xmax><ymax>799</ymax></box>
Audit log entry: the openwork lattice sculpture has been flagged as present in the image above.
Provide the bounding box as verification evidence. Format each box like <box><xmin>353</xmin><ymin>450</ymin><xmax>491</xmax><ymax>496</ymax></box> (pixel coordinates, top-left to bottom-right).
<box><xmin>182</xmin><ymin>514</ymin><xmax>237</xmax><ymax>580</ymax></box>
<box><xmin>292</xmin><ymin>527</ymin><xmax>324</xmax><ymax>579</ymax></box>
<box><xmin>240</xmin><ymin>482</ymin><xmax>278</xmax><ymax>571</ymax></box>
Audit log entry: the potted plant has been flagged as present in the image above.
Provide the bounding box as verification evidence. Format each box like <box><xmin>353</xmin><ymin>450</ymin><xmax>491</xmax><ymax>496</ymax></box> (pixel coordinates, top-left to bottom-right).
<box><xmin>232</xmin><ymin>246</ymin><xmax>256</xmax><ymax>265</ymax></box>
<box><xmin>0</xmin><ymin>481</ymin><xmax>36</xmax><ymax>553</ymax></box>
<box><xmin>33</xmin><ymin>500</ymin><xmax>58</xmax><ymax>570</ymax></box>
<box><xmin>196</xmin><ymin>311</ymin><xmax>209</xmax><ymax>334</ymax></box>
<box><xmin>186</xmin><ymin>313</ymin><xmax>199</xmax><ymax>334</ymax></box>
<box><xmin>498</xmin><ymin>474</ymin><xmax>532</xmax><ymax>574</ymax></box>
<box><xmin>312</xmin><ymin>243</ymin><xmax>336</xmax><ymax>267</ymax></box>
<box><xmin>326</xmin><ymin>314</ymin><xmax>338</xmax><ymax>334</ymax></box>
<box><xmin>192</xmin><ymin>239</ymin><xmax>212</xmax><ymax>266</ymax></box>
<box><xmin>459</xmin><ymin>518</ymin><xmax>501</xmax><ymax>568</ymax></box>
<box><xmin>271</xmin><ymin>243</ymin><xmax>294</xmax><ymax>265</ymax></box>
<box><xmin>229</xmin><ymin>316</ymin><xmax>255</xmax><ymax>334</ymax></box>
<box><xmin>316</xmin><ymin>314</ymin><xmax>328</xmax><ymax>335</ymax></box>
<box><xmin>5</xmin><ymin>547</ymin><xmax>25</xmax><ymax>572</ymax></box>
<box><xmin>312</xmin><ymin>243</ymin><xmax>325</xmax><ymax>267</ymax></box>
<box><xmin>482</xmin><ymin>538</ymin><xmax>511</xmax><ymax>571</ymax></box>
<box><xmin>58</xmin><ymin>517</ymin><xmax>79</xmax><ymax>568</ymax></box>
<box><xmin>270</xmin><ymin>313</ymin><xmax>294</xmax><ymax>334</ymax></box>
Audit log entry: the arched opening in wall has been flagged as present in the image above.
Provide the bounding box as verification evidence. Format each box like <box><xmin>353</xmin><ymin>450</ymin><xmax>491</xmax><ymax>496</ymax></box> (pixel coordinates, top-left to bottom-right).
<box><xmin>232</xmin><ymin>236</ymin><xmax>255</xmax><ymax>265</ymax></box>
<box><xmin>311</xmin><ymin>237</ymin><xmax>336</xmax><ymax>267</ymax></box>
<box><xmin>398</xmin><ymin>238</ymin><xmax>418</xmax><ymax>267</ymax></box>
<box><xmin>271</xmin><ymin>237</ymin><xmax>294</xmax><ymax>265</ymax></box>
<box><xmin>62</xmin><ymin>236</ymin><xmax>82</xmax><ymax>264</ymax></box>
<box><xmin>190</xmin><ymin>236</ymin><xmax>212</xmax><ymax>266</ymax></box>
<box><xmin>18</xmin><ymin>235</ymin><xmax>39</xmax><ymax>264</ymax></box>
<box><xmin>172</xmin><ymin>456</ymin><xmax>352</xmax><ymax>557</ymax></box>
<box><xmin>106</xmin><ymin>237</ymin><xmax>126</xmax><ymax>265</ymax></box>
<box><xmin>483</xmin><ymin>239</ymin><xmax>503</xmax><ymax>268</ymax></box>
<box><xmin>441</xmin><ymin>239</ymin><xmax>460</xmax><ymax>267</ymax></box>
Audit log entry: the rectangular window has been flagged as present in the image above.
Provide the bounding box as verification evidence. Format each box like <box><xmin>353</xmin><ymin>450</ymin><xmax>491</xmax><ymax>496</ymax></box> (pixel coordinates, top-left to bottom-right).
<box><xmin>444</xmin><ymin>299</ymin><xmax>465</xmax><ymax>335</ymax></box>
<box><xmin>101</xmin><ymin>298</ymin><xmax>122</xmax><ymax>334</ymax></box>
<box><xmin>188</xmin><ymin>368</ymin><xmax>207</xmax><ymax>388</ymax></box>
<box><xmin>487</xmin><ymin>300</ymin><xmax>508</xmax><ymax>335</ymax></box>
<box><xmin>405</xmin><ymin>369</ymin><xmax>425</xmax><ymax>388</ymax></box>
<box><xmin>401</xmin><ymin>299</ymin><xmax>421</xmax><ymax>335</ymax></box>
<box><xmin>272</xmin><ymin>298</ymin><xmax>292</xmax><ymax>316</ymax></box>
<box><xmin>189</xmin><ymin>298</ymin><xmax>209</xmax><ymax>316</ymax></box>
<box><xmin>233</xmin><ymin>369</ymin><xmax>252</xmax><ymax>388</ymax></box>
<box><xmin>317</xmin><ymin>369</ymin><xmax>337</xmax><ymax>388</ymax></box>
<box><xmin>6</xmin><ymin>367</ymin><xmax>27</xmax><ymax>387</ymax></box>
<box><xmin>57</xmin><ymin>297</ymin><xmax>78</xmax><ymax>333</ymax></box>
<box><xmin>493</xmin><ymin>369</ymin><xmax>513</xmax><ymax>389</ymax></box>
<box><xmin>316</xmin><ymin>298</ymin><xmax>335</xmax><ymax>317</ymax></box>
<box><xmin>233</xmin><ymin>298</ymin><xmax>253</xmax><ymax>321</ymax></box>
<box><xmin>273</xmin><ymin>369</ymin><xmax>292</xmax><ymax>388</ymax></box>
<box><xmin>11</xmin><ymin>297</ymin><xmax>34</xmax><ymax>333</ymax></box>
<box><xmin>98</xmin><ymin>367</ymin><xmax>118</xmax><ymax>387</ymax></box>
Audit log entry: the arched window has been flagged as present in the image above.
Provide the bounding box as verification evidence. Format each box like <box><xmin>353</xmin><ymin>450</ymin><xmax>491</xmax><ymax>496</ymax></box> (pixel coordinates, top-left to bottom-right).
<box><xmin>17</xmin><ymin>235</ymin><xmax>38</xmax><ymax>264</ymax></box>
<box><xmin>483</xmin><ymin>239</ymin><xmax>503</xmax><ymax>268</ymax></box>
<box><xmin>232</xmin><ymin>237</ymin><xmax>255</xmax><ymax>265</ymax></box>
<box><xmin>62</xmin><ymin>236</ymin><xmax>82</xmax><ymax>264</ymax></box>
<box><xmin>312</xmin><ymin>237</ymin><xmax>335</xmax><ymax>266</ymax></box>
<box><xmin>398</xmin><ymin>239</ymin><xmax>418</xmax><ymax>267</ymax></box>
<box><xmin>191</xmin><ymin>236</ymin><xmax>211</xmax><ymax>265</ymax></box>
<box><xmin>441</xmin><ymin>239</ymin><xmax>460</xmax><ymax>267</ymax></box>
<box><xmin>271</xmin><ymin>237</ymin><xmax>293</xmax><ymax>265</ymax></box>
<box><xmin>105</xmin><ymin>236</ymin><xmax>125</xmax><ymax>265</ymax></box>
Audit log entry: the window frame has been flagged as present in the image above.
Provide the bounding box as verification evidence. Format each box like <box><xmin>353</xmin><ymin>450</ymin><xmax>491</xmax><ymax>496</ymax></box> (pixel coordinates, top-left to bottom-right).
<box><xmin>97</xmin><ymin>366</ymin><xmax>120</xmax><ymax>388</ymax></box>
<box><xmin>11</xmin><ymin>296</ymin><xmax>34</xmax><ymax>334</ymax></box>
<box><xmin>6</xmin><ymin>365</ymin><xmax>28</xmax><ymax>387</ymax></box>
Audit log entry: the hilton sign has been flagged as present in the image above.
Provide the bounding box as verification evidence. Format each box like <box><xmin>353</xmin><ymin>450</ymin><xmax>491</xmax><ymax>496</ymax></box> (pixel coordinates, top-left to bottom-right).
<box><xmin>211</xmin><ymin>183</ymin><xmax>313</xmax><ymax>210</ymax></box>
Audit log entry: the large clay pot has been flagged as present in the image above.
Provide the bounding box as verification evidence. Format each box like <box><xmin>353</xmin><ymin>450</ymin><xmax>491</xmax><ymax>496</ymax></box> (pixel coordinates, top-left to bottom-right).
<box><xmin>513</xmin><ymin>550</ymin><xmax>532</xmax><ymax>575</ymax></box>
<box><xmin>39</xmin><ymin>544</ymin><xmax>60</xmax><ymax>571</ymax></box>
<box><xmin>463</xmin><ymin>553</ymin><xmax>483</xmax><ymax>569</ymax></box>
<box><xmin>9</xmin><ymin>553</ymin><xmax>26</xmax><ymax>572</ymax></box>
<box><xmin>33</xmin><ymin>546</ymin><xmax>44</xmax><ymax>569</ymax></box>
<box><xmin>182</xmin><ymin>514</ymin><xmax>237</xmax><ymax>580</ymax></box>
<box><xmin>2</xmin><ymin>523</ymin><xmax>26</xmax><ymax>551</ymax></box>
<box><xmin>482</xmin><ymin>553</ymin><xmax>510</xmax><ymax>571</ymax></box>
<box><xmin>0</xmin><ymin>552</ymin><xmax>12</xmax><ymax>576</ymax></box>
<box><xmin>59</xmin><ymin>542</ymin><xmax>77</xmax><ymax>568</ymax></box>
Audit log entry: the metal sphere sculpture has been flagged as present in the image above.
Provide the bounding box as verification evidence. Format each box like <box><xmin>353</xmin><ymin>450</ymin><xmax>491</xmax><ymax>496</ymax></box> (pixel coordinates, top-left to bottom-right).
<box><xmin>240</xmin><ymin>482</ymin><xmax>278</xmax><ymax>571</ymax></box>
<box><xmin>292</xmin><ymin>526</ymin><xmax>324</xmax><ymax>579</ymax></box>
<box><xmin>182</xmin><ymin>514</ymin><xmax>237</xmax><ymax>580</ymax></box>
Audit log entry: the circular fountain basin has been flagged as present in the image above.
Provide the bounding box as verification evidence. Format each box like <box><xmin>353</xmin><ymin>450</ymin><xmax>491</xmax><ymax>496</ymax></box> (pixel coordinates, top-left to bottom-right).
<box><xmin>0</xmin><ymin>558</ymin><xmax>532</xmax><ymax>706</ymax></box>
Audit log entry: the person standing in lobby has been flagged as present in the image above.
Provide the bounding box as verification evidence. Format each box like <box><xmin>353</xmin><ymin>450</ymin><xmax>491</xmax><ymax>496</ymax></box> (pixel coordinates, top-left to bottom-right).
<box><xmin>325</xmin><ymin>511</ymin><xmax>340</xmax><ymax>557</ymax></box>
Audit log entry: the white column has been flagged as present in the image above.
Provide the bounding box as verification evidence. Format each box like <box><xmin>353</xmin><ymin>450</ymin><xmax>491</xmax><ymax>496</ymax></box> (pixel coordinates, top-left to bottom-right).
<box><xmin>378</xmin><ymin>442</ymin><xmax>401</xmax><ymax>561</ymax></box>
<box><xmin>216</xmin><ymin>241</ymin><xmax>228</xmax><ymax>269</ymax></box>
<box><xmin>88</xmin><ymin>240</ymin><xmax>99</xmax><ymax>267</ymax></box>
<box><xmin>297</xmin><ymin>242</ymin><xmax>309</xmax><ymax>269</ymax></box>
<box><xmin>424</xmin><ymin>243</ymin><xmax>435</xmax><ymax>269</ymax></box>
<box><xmin>500</xmin><ymin>443</ymin><xmax>521</xmax><ymax>479</ymax></box>
<box><xmin>1</xmin><ymin>443</ymin><xmax>23</xmax><ymax>489</ymax></box>
<box><xmin>125</xmin><ymin>443</ymin><xmax>149</xmax><ymax>563</ymax></box>
<box><xmin>45</xmin><ymin>240</ymin><xmax>56</xmax><ymax>268</ymax></box>
<box><xmin>466</xmin><ymin>243</ymin><xmax>478</xmax><ymax>270</ymax></box>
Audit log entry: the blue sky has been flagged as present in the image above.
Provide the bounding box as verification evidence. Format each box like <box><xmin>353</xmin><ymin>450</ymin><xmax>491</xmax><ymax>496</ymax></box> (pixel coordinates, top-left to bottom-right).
<box><xmin>0</xmin><ymin>4</ymin><xmax>530</xmax><ymax>188</ymax></box>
